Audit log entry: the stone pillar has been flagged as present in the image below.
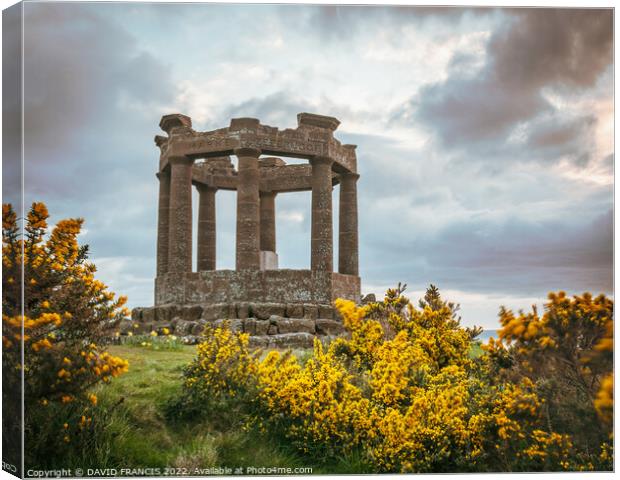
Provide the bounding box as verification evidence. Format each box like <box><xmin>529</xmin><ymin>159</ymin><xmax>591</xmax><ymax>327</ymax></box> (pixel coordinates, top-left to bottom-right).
<box><xmin>167</xmin><ymin>155</ymin><xmax>194</xmax><ymax>273</ymax></box>
<box><xmin>338</xmin><ymin>172</ymin><xmax>359</xmax><ymax>276</ymax></box>
<box><xmin>235</xmin><ymin>148</ymin><xmax>261</xmax><ymax>270</ymax></box>
<box><xmin>260</xmin><ymin>191</ymin><xmax>277</xmax><ymax>252</ymax></box>
<box><xmin>310</xmin><ymin>156</ymin><xmax>334</xmax><ymax>272</ymax></box>
<box><xmin>197</xmin><ymin>185</ymin><xmax>217</xmax><ymax>271</ymax></box>
<box><xmin>156</xmin><ymin>171</ymin><xmax>171</xmax><ymax>276</ymax></box>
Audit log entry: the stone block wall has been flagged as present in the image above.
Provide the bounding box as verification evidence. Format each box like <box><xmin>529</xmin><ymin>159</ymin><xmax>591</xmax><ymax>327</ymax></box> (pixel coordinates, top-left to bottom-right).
<box><xmin>155</xmin><ymin>269</ymin><xmax>360</xmax><ymax>306</ymax></box>
<box><xmin>126</xmin><ymin>300</ymin><xmax>347</xmax><ymax>348</ymax></box>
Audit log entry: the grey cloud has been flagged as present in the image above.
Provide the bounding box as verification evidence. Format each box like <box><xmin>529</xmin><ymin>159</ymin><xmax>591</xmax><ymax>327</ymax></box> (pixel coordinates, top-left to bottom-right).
<box><xmin>23</xmin><ymin>3</ymin><xmax>175</xmax><ymax>152</ymax></box>
<box><xmin>2</xmin><ymin>3</ymin><xmax>22</xmax><ymax>207</ymax></box>
<box><xmin>409</xmin><ymin>75</ymin><xmax>551</xmax><ymax>145</ymax></box>
<box><xmin>400</xmin><ymin>8</ymin><xmax>612</xmax><ymax>155</ymax></box>
<box><xmin>492</xmin><ymin>9</ymin><xmax>614</xmax><ymax>90</ymax></box>
<box><xmin>299</xmin><ymin>5</ymin><xmax>497</xmax><ymax>41</ymax></box>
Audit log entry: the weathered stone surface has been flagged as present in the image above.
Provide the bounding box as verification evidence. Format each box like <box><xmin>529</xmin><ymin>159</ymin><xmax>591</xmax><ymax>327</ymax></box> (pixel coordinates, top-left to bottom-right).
<box><xmin>285</xmin><ymin>303</ymin><xmax>304</xmax><ymax>318</ymax></box>
<box><xmin>156</xmin><ymin>172</ymin><xmax>170</xmax><ymax>276</ymax></box>
<box><xmin>156</xmin><ymin>304</ymin><xmax>181</xmax><ymax>322</ymax></box>
<box><xmin>310</xmin><ymin>156</ymin><xmax>333</xmax><ymax>272</ymax></box>
<box><xmin>155</xmin><ymin>270</ymin><xmax>360</xmax><ymax>306</ymax></box>
<box><xmin>248</xmin><ymin>336</ymin><xmax>270</xmax><ymax>348</ymax></box>
<box><xmin>131</xmin><ymin>308</ymin><xmax>143</xmax><ymax>322</ymax></box>
<box><xmin>197</xmin><ymin>185</ymin><xmax>216</xmax><ymax>271</ymax></box>
<box><xmin>267</xmin><ymin>324</ymin><xmax>278</xmax><ymax>335</ymax></box>
<box><xmin>236</xmin><ymin>302</ymin><xmax>250</xmax><ymax>319</ymax></box>
<box><xmin>315</xmin><ymin>318</ymin><xmax>345</xmax><ymax>336</ymax></box>
<box><xmin>167</xmin><ymin>156</ymin><xmax>194</xmax><ymax>273</ymax></box>
<box><xmin>135</xmin><ymin>322</ymin><xmax>153</xmax><ymax>334</ymax></box>
<box><xmin>318</xmin><ymin>304</ymin><xmax>334</xmax><ymax>319</ymax></box>
<box><xmin>273</xmin><ymin>316</ymin><xmax>315</xmax><ymax>334</ymax></box>
<box><xmin>214</xmin><ymin>318</ymin><xmax>244</xmax><ymax>333</ymax></box>
<box><xmin>244</xmin><ymin>318</ymin><xmax>270</xmax><ymax>336</ymax></box>
<box><xmin>362</xmin><ymin>293</ymin><xmax>376</xmax><ymax>304</ymax></box>
<box><xmin>141</xmin><ymin>307</ymin><xmax>155</xmax><ymax>323</ymax></box>
<box><xmin>182</xmin><ymin>305</ymin><xmax>203</xmax><ymax>321</ymax></box>
<box><xmin>192</xmin><ymin>319</ymin><xmax>208</xmax><ymax>336</ymax></box>
<box><xmin>253</xmin><ymin>303</ymin><xmax>286</xmax><ymax>320</ymax></box>
<box><xmin>269</xmin><ymin>332</ymin><xmax>315</xmax><ymax>349</ymax></box>
<box><xmin>338</xmin><ymin>172</ymin><xmax>359</xmax><ymax>276</ymax></box>
<box><xmin>202</xmin><ymin>303</ymin><xmax>229</xmax><ymax>320</ymax></box>
<box><xmin>174</xmin><ymin>319</ymin><xmax>197</xmax><ymax>336</ymax></box>
<box><xmin>119</xmin><ymin>319</ymin><xmax>134</xmax><ymax>335</ymax></box>
<box><xmin>303</xmin><ymin>304</ymin><xmax>318</xmax><ymax>320</ymax></box>
<box><xmin>236</xmin><ymin>148</ymin><xmax>261</xmax><ymax>270</ymax></box>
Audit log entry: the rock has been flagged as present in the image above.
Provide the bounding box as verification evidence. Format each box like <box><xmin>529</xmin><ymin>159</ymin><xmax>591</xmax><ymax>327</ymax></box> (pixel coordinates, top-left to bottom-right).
<box><xmin>268</xmin><ymin>332</ymin><xmax>315</xmax><ymax>349</ymax></box>
<box><xmin>175</xmin><ymin>319</ymin><xmax>197</xmax><ymax>336</ymax></box>
<box><xmin>248</xmin><ymin>336</ymin><xmax>270</xmax><ymax>348</ymax></box>
<box><xmin>202</xmin><ymin>303</ymin><xmax>230</xmax><ymax>321</ymax></box>
<box><xmin>236</xmin><ymin>302</ymin><xmax>250</xmax><ymax>319</ymax></box>
<box><xmin>315</xmin><ymin>318</ymin><xmax>345</xmax><ymax>336</ymax></box>
<box><xmin>267</xmin><ymin>324</ymin><xmax>278</xmax><ymax>335</ymax></box>
<box><xmin>156</xmin><ymin>304</ymin><xmax>180</xmax><ymax>322</ymax></box>
<box><xmin>318</xmin><ymin>304</ymin><xmax>334</xmax><ymax>319</ymax></box>
<box><xmin>191</xmin><ymin>319</ymin><xmax>208</xmax><ymax>336</ymax></box>
<box><xmin>252</xmin><ymin>303</ymin><xmax>286</xmax><ymax>320</ymax></box>
<box><xmin>131</xmin><ymin>308</ymin><xmax>143</xmax><ymax>322</ymax></box>
<box><xmin>285</xmin><ymin>303</ymin><xmax>304</xmax><ymax>318</ymax></box>
<box><xmin>135</xmin><ymin>322</ymin><xmax>153</xmax><ymax>334</ymax></box>
<box><xmin>214</xmin><ymin>319</ymin><xmax>244</xmax><ymax>333</ymax></box>
<box><xmin>141</xmin><ymin>307</ymin><xmax>155</xmax><ymax>323</ymax></box>
<box><xmin>272</xmin><ymin>316</ymin><xmax>315</xmax><ymax>334</ymax></box>
<box><xmin>244</xmin><ymin>318</ymin><xmax>270</xmax><ymax>336</ymax></box>
<box><xmin>182</xmin><ymin>305</ymin><xmax>203</xmax><ymax>321</ymax></box>
<box><xmin>303</xmin><ymin>304</ymin><xmax>318</xmax><ymax>320</ymax></box>
<box><xmin>119</xmin><ymin>319</ymin><xmax>134</xmax><ymax>335</ymax></box>
<box><xmin>362</xmin><ymin>293</ymin><xmax>377</xmax><ymax>304</ymax></box>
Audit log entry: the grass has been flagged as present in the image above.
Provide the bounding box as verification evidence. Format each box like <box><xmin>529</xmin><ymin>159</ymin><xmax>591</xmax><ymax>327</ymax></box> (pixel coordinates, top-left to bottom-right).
<box><xmin>87</xmin><ymin>339</ymin><xmax>486</xmax><ymax>472</ymax></box>
<box><xmin>86</xmin><ymin>343</ymin><xmax>348</xmax><ymax>474</ymax></box>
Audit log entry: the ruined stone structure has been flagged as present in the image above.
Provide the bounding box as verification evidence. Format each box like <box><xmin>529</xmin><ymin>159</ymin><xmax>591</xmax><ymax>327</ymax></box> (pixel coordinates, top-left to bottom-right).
<box><xmin>131</xmin><ymin>113</ymin><xmax>361</xmax><ymax>347</ymax></box>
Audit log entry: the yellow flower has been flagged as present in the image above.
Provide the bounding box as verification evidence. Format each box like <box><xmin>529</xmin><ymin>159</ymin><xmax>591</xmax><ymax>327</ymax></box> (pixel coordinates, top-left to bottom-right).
<box><xmin>88</xmin><ymin>394</ymin><xmax>97</xmax><ymax>406</ymax></box>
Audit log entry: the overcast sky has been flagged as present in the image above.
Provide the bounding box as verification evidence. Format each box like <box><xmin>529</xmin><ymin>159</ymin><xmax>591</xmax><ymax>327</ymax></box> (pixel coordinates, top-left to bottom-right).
<box><xmin>5</xmin><ymin>2</ymin><xmax>613</xmax><ymax>329</ymax></box>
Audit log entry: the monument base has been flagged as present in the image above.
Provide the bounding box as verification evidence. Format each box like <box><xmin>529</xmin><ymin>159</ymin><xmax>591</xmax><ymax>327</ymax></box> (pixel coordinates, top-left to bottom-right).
<box><xmin>124</xmin><ymin>269</ymin><xmax>361</xmax><ymax>348</ymax></box>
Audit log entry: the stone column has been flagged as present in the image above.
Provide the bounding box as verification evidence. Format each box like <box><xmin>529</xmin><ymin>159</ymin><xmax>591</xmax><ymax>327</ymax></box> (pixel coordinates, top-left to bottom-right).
<box><xmin>156</xmin><ymin>171</ymin><xmax>170</xmax><ymax>276</ymax></box>
<box><xmin>197</xmin><ymin>185</ymin><xmax>217</xmax><ymax>271</ymax></box>
<box><xmin>235</xmin><ymin>148</ymin><xmax>261</xmax><ymax>270</ymax></box>
<box><xmin>338</xmin><ymin>172</ymin><xmax>359</xmax><ymax>276</ymax></box>
<box><xmin>310</xmin><ymin>156</ymin><xmax>334</xmax><ymax>272</ymax></box>
<box><xmin>260</xmin><ymin>191</ymin><xmax>277</xmax><ymax>252</ymax></box>
<box><xmin>167</xmin><ymin>155</ymin><xmax>194</xmax><ymax>273</ymax></box>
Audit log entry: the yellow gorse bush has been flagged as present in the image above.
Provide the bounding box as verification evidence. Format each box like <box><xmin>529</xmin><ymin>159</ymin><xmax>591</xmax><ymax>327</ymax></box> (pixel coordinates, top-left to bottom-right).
<box><xmin>181</xmin><ymin>285</ymin><xmax>612</xmax><ymax>472</ymax></box>
<box><xmin>2</xmin><ymin>202</ymin><xmax>129</xmax><ymax>464</ymax></box>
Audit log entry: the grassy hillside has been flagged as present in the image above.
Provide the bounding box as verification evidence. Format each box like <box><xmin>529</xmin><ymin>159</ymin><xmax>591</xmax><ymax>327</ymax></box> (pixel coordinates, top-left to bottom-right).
<box><xmin>87</xmin><ymin>344</ymin><xmax>361</xmax><ymax>474</ymax></box>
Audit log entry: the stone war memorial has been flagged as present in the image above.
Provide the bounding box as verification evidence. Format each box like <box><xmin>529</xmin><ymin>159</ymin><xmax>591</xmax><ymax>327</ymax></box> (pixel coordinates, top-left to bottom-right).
<box><xmin>130</xmin><ymin>113</ymin><xmax>361</xmax><ymax>347</ymax></box>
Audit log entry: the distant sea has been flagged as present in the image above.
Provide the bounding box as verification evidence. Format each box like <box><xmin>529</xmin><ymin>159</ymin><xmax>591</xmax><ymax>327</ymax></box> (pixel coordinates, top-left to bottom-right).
<box><xmin>477</xmin><ymin>330</ymin><xmax>499</xmax><ymax>343</ymax></box>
